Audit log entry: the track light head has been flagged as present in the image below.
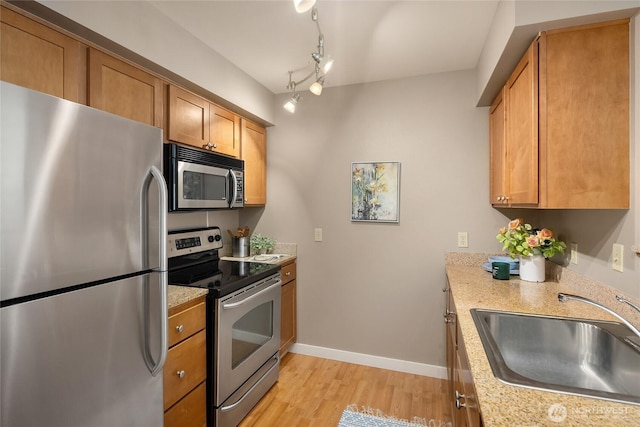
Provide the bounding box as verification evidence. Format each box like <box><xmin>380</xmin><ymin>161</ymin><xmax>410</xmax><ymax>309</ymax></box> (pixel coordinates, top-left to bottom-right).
<box><xmin>309</xmin><ymin>76</ymin><xmax>324</xmax><ymax>96</ymax></box>
<box><xmin>293</xmin><ymin>0</ymin><xmax>316</xmax><ymax>13</ymax></box>
<box><xmin>283</xmin><ymin>93</ymin><xmax>300</xmax><ymax>113</ymax></box>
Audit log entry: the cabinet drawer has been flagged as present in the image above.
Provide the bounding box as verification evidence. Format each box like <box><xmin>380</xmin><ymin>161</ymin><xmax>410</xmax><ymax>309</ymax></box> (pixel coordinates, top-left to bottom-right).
<box><xmin>164</xmin><ymin>330</ymin><xmax>206</xmax><ymax>410</ymax></box>
<box><xmin>164</xmin><ymin>382</ymin><xmax>206</xmax><ymax>427</ymax></box>
<box><xmin>281</xmin><ymin>262</ymin><xmax>296</xmax><ymax>284</ymax></box>
<box><xmin>168</xmin><ymin>300</ymin><xmax>205</xmax><ymax>347</ymax></box>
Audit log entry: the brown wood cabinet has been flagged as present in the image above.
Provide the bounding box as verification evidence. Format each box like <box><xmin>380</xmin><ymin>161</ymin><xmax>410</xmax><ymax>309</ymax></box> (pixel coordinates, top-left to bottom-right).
<box><xmin>167</xmin><ymin>84</ymin><xmax>210</xmax><ymax>148</ymax></box>
<box><xmin>88</xmin><ymin>48</ymin><xmax>163</xmax><ymax>127</ymax></box>
<box><xmin>489</xmin><ymin>19</ymin><xmax>629</xmax><ymax>209</ymax></box>
<box><xmin>445</xmin><ymin>285</ymin><xmax>481</xmax><ymax>427</ymax></box>
<box><xmin>280</xmin><ymin>260</ymin><xmax>297</xmax><ymax>356</ymax></box>
<box><xmin>167</xmin><ymin>84</ymin><xmax>242</xmax><ymax>157</ymax></box>
<box><xmin>210</xmin><ymin>104</ymin><xmax>241</xmax><ymax>157</ymax></box>
<box><xmin>0</xmin><ymin>4</ymin><xmax>85</xmax><ymax>103</ymax></box>
<box><xmin>164</xmin><ymin>297</ymin><xmax>207</xmax><ymax>427</ymax></box>
<box><xmin>241</xmin><ymin>119</ymin><xmax>267</xmax><ymax>206</ymax></box>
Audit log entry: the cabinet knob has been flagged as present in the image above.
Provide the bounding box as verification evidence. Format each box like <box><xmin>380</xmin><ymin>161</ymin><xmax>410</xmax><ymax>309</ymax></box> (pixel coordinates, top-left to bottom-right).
<box><xmin>455</xmin><ymin>390</ymin><xmax>466</xmax><ymax>409</ymax></box>
<box><xmin>176</xmin><ymin>324</ymin><xmax>184</xmax><ymax>333</ymax></box>
<box><xmin>177</xmin><ymin>370</ymin><xmax>185</xmax><ymax>379</ymax></box>
<box><xmin>285</xmin><ymin>272</ymin><xmax>291</xmax><ymax>276</ymax></box>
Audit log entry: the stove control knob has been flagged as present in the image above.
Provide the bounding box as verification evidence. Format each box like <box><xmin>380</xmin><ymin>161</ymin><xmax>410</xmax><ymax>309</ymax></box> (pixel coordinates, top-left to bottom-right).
<box><xmin>208</xmin><ymin>235</ymin><xmax>214</xmax><ymax>243</ymax></box>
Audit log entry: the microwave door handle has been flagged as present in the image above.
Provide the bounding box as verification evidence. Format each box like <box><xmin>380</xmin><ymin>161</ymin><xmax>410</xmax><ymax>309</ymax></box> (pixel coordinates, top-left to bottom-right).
<box><xmin>229</xmin><ymin>169</ymin><xmax>238</xmax><ymax>208</ymax></box>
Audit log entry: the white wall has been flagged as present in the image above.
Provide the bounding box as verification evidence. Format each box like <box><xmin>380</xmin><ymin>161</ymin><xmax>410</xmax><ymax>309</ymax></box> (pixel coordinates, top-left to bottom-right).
<box><xmin>242</xmin><ymin>70</ymin><xmax>507</xmax><ymax>367</ymax></box>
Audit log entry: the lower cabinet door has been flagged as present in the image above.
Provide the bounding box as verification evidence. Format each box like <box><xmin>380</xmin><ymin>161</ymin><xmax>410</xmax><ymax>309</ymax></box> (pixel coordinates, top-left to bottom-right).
<box><xmin>164</xmin><ymin>382</ymin><xmax>206</xmax><ymax>427</ymax></box>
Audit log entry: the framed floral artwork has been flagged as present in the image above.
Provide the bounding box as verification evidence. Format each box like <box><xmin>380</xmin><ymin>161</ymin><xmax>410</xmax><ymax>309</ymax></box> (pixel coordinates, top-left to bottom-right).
<box><xmin>351</xmin><ymin>162</ymin><xmax>400</xmax><ymax>222</ymax></box>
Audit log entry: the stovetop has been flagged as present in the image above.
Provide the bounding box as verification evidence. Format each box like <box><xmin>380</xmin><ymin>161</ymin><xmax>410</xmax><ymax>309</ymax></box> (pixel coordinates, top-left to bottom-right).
<box><xmin>167</xmin><ymin>226</ymin><xmax>280</xmax><ymax>298</ymax></box>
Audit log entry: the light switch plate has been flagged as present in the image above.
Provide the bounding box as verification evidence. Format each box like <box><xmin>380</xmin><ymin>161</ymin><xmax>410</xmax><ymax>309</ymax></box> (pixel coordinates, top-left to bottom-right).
<box><xmin>314</xmin><ymin>228</ymin><xmax>323</xmax><ymax>242</ymax></box>
<box><xmin>612</xmin><ymin>243</ymin><xmax>623</xmax><ymax>272</ymax></box>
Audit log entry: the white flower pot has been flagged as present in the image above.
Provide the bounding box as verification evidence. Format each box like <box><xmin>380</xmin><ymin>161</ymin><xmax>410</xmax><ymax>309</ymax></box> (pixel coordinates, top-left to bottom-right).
<box><xmin>519</xmin><ymin>254</ymin><xmax>545</xmax><ymax>282</ymax></box>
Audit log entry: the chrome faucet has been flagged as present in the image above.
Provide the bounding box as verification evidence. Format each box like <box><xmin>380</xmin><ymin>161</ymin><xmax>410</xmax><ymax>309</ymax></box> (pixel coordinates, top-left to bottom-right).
<box><xmin>557</xmin><ymin>293</ymin><xmax>640</xmax><ymax>340</ymax></box>
<box><xmin>616</xmin><ymin>295</ymin><xmax>640</xmax><ymax>314</ymax></box>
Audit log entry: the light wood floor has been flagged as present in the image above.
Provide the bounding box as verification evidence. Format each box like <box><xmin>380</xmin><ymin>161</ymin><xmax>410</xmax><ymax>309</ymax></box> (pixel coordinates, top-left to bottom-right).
<box><xmin>238</xmin><ymin>352</ymin><xmax>453</xmax><ymax>426</ymax></box>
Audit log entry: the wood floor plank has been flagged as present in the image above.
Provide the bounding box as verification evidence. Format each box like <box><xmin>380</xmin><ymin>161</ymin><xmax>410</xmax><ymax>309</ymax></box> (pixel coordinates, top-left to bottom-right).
<box><xmin>238</xmin><ymin>352</ymin><xmax>453</xmax><ymax>426</ymax></box>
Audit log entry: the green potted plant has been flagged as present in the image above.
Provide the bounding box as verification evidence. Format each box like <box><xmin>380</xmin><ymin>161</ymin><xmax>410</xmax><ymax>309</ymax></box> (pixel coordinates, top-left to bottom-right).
<box><xmin>250</xmin><ymin>234</ymin><xmax>275</xmax><ymax>255</ymax></box>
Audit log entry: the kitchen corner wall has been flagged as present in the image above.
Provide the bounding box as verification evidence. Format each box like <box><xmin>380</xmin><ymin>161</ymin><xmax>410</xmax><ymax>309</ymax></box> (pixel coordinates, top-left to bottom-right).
<box><xmin>252</xmin><ymin>70</ymin><xmax>509</xmax><ymax>368</ymax></box>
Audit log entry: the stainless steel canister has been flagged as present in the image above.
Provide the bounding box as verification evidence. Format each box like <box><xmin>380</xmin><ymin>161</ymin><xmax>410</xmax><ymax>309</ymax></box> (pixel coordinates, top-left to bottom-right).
<box><xmin>232</xmin><ymin>237</ymin><xmax>250</xmax><ymax>258</ymax></box>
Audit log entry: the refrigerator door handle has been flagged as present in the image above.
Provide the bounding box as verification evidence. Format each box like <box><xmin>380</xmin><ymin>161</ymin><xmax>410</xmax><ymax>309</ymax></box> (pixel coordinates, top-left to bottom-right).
<box><xmin>142</xmin><ymin>165</ymin><xmax>169</xmax><ymax>377</ymax></box>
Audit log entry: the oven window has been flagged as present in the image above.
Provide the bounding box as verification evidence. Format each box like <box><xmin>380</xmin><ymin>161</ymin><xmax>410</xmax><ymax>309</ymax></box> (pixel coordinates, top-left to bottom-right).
<box><xmin>182</xmin><ymin>170</ymin><xmax>227</xmax><ymax>201</ymax></box>
<box><xmin>231</xmin><ymin>301</ymin><xmax>274</xmax><ymax>369</ymax></box>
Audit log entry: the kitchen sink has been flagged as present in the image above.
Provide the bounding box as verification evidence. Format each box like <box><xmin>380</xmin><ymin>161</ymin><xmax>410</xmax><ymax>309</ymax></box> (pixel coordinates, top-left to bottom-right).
<box><xmin>470</xmin><ymin>309</ymin><xmax>640</xmax><ymax>405</ymax></box>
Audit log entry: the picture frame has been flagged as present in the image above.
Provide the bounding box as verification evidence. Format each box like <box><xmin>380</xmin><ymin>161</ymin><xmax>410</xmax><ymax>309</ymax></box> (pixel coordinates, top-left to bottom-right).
<box><xmin>351</xmin><ymin>161</ymin><xmax>400</xmax><ymax>223</ymax></box>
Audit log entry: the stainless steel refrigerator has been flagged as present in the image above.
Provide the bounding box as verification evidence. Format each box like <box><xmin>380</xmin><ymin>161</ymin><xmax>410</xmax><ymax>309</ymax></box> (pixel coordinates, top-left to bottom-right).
<box><xmin>0</xmin><ymin>82</ymin><xmax>168</xmax><ymax>427</ymax></box>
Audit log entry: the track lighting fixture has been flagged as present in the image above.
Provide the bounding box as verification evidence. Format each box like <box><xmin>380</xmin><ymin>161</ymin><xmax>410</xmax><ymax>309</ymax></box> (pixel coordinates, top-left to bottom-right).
<box><xmin>283</xmin><ymin>3</ymin><xmax>333</xmax><ymax>113</ymax></box>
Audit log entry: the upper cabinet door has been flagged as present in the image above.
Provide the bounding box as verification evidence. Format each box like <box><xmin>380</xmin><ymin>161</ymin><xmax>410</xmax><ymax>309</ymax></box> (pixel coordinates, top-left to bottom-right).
<box><xmin>504</xmin><ymin>40</ymin><xmax>539</xmax><ymax>206</ymax></box>
<box><xmin>489</xmin><ymin>87</ymin><xmax>507</xmax><ymax>206</ymax></box>
<box><xmin>0</xmin><ymin>5</ymin><xmax>85</xmax><ymax>103</ymax></box>
<box><xmin>539</xmin><ymin>20</ymin><xmax>629</xmax><ymax>209</ymax></box>
<box><xmin>241</xmin><ymin>119</ymin><xmax>267</xmax><ymax>206</ymax></box>
<box><xmin>88</xmin><ymin>49</ymin><xmax>163</xmax><ymax>128</ymax></box>
<box><xmin>167</xmin><ymin>85</ymin><xmax>210</xmax><ymax>148</ymax></box>
<box><xmin>209</xmin><ymin>104</ymin><xmax>240</xmax><ymax>158</ymax></box>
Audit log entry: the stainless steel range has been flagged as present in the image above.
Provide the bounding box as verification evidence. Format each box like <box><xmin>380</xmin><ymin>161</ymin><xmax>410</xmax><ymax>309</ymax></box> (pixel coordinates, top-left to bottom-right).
<box><xmin>167</xmin><ymin>227</ymin><xmax>281</xmax><ymax>427</ymax></box>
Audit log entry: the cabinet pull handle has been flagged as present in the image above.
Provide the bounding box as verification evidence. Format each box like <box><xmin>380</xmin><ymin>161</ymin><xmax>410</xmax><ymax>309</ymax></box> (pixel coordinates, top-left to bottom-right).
<box><xmin>443</xmin><ymin>310</ymin><xmax>455</xmax><ymax>324</ymax></box>
<box><xmin>177</xmin><ymin>370</ymin><xmax>185</xmax><ymax>379</ymax></box>
<box><xmin>455</xmin><ymin>390</ymin><xmax>466</xmax><ymax>409</ymax></box>
<box><xmin>176</xmin><ymin>324</ymin><xmax>184</xmax><ymax>333</ymax></box>
<box><xmin>286</xmin><ymin>272</ymin><xmax>291</xmax><ymax>276</ymax></box>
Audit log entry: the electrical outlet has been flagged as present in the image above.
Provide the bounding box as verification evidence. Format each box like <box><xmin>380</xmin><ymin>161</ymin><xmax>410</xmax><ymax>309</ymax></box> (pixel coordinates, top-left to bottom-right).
<box><xmin>612</xmin><ymin>243</ymin><xmax>623</xmax><ymax>272</ymax></box>
<box><xmin>570</xmin><ymin>243</ymin><xmax>578</xmax><ymax>264</ymax></box>
<box><xmin>314</xmin><ymin>228</ymin><xmax>323</xmax><ymax>242</ymax></box>
<box><xmin>457</xmin><ymin>232</ymin><xmax>468</xmax><ymax>248</ymax></box>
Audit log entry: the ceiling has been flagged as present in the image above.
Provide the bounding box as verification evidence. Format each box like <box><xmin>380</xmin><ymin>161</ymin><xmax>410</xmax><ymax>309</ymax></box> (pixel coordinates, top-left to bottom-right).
<box><xmin>148</xmin><ymin>1</ymin><xmax>500</xmax><ymax>95</ymax></box>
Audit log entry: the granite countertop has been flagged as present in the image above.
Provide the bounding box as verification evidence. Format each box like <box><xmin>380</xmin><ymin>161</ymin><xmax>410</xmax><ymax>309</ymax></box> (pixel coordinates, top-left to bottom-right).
<box><xmin>168</xmin><ymin>285</ymin><xmax>208</xmax><ymax>309</ymax></box>
<box><xmin>445</xmin><ymin>253</ymin><xmax>640</xmax><ymax>426</ymax></box>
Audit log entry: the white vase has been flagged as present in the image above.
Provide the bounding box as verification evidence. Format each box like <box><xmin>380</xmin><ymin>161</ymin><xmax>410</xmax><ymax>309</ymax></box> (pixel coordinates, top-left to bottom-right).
<box><xmin>519</xmin><ymin>254</ymin><xmax>545</xmax><ymax>282</ymax></box>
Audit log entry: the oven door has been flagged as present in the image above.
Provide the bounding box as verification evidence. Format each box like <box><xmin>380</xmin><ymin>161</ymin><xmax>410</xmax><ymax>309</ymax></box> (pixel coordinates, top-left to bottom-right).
<box><xmin>176</xmin><ymin>161</ymin><xmax>232</xmax><ymax>210</ymax></box>
<box><xmin>214</xmin><ymin>273</ymin><xmax>281</xmax><ymax>406</ymax></box>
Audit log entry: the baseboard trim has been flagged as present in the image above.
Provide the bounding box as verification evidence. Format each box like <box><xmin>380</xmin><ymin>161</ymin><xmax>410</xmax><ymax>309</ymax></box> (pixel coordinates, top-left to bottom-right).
<box><xmin>289</xmin><ymin>343</ymin><xmax>447</xmax><ymax>380</ymax></box>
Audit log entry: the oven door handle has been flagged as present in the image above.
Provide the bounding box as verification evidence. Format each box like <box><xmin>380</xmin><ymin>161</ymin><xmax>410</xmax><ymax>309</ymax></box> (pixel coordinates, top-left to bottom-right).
<box><xmin>220</xmin><ymin>354</ymin><xmax>280</xmax><ymax>413</ymax></box>
<box><xmin>222</xmin><ymin>279</ymin><xmax>282</xmax><ymax>310</ymax></box>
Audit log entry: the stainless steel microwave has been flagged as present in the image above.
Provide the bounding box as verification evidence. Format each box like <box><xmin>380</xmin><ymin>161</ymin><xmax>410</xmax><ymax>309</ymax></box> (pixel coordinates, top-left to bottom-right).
<box><xmin>164</xmin><ymin>143</ymin><xmax>244</xmax><ymax>211</ymax></box>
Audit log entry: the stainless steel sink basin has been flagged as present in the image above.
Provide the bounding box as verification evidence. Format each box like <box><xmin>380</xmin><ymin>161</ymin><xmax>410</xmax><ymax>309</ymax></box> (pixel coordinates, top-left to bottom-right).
<box><xmin>470</xmin><ymin>309</ymin><xmax>640</xmax><ymax>405</ymax></box>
